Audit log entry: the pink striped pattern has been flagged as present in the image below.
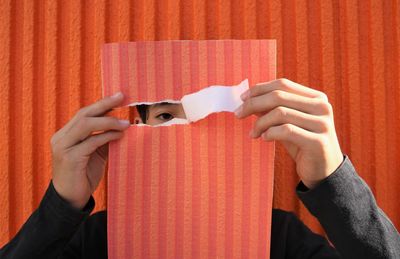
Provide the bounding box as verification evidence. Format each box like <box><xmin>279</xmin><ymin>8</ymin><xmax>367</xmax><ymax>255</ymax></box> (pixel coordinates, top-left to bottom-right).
<box><xmin>102</xmin><ymin>40</ymin><xmax>276</xmax><ymax>104</ymax></box>
<box><xmin>103</xmin><ymin>40</ymin><xmax>276</xmax><ymax>258</ymax></box>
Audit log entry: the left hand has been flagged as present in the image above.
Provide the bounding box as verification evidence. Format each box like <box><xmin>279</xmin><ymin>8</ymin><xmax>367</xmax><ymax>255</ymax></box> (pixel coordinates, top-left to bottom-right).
<box><xmin>235</xmin><ymin>78</ymin><xmax>343</xmax><ymax>189</ymax></box>
<box><xmin>51</xmin><ymin>93</ymin><xmax>129</xmax><ymax>209</ymax></box>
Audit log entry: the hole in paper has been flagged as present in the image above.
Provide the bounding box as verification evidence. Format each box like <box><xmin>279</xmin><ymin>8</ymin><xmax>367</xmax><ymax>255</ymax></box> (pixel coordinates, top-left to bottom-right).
<box><xmin>129</xmin><ymin>79</ymin><xmax>249</xmax><ymax>127</ymax></box>
<box><xmin>133</xmin><ymin>102</ymin><xmax>188</xmax><ymax>126</ymax></box>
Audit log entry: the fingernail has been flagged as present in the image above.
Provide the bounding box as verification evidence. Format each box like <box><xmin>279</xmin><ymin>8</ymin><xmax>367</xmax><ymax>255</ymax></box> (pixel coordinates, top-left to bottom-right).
<box><xmin>119</xmin><ymin>119</ymin><xmax>130</xmax><ymax>126</ymax></box>
<box><xmin>261</xmin><ymin>132</ymin><xmax>267</xmax><ymax>140</ymax></box>
<box><xmin>249</xmin><ymin>129</ymin><xmax>254</xmax><ymax>138</ymax></box>
<box><xmin>240</xmin><ymin>91</ymin><xmax>249</xmax><ymax>101</ymax></box>
<box><xmin>112</xmin><ymin>92</ymin><xmax>123</xmax><ymax>99</ymax></box>
<box><xmin>234</xmin><ymin>105</ymin><xmax>243</xmax><ymax>117</ymax></box>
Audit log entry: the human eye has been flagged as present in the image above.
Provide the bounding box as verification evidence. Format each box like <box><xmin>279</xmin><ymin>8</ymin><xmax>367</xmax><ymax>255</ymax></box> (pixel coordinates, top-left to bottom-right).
<box><xmin>156</xmin><ymin>112</ymin><xmax>174</xmax><ymax>121</ymax></box>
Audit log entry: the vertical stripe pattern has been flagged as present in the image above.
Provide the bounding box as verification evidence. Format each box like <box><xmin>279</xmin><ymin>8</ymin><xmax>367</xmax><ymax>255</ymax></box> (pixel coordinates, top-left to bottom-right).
<box><xmin>105</xmin><ymin>40</ymin><xmax>276</xmax><ymax>259</ymax></box>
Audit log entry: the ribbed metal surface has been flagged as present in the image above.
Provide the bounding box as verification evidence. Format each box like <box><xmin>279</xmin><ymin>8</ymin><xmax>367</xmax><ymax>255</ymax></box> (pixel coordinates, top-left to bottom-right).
<box><xmin>0</xmin><ymin>0</ymin><xmax>399</xmax><ymax>245</ymax></box>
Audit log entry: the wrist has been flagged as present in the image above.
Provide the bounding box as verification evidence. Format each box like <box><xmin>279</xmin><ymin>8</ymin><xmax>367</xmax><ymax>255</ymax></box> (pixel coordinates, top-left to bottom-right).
<box><xmin>302</xmin><ymin>154</ymin><xmax>345</xmax><ymax>190</ymax></box>
<box><xmin>52</xmin><ymin>180</ymin><xmax>89</xmax><ymax>210</ymax></box>
<box><xmin>302</xmin><ymin>179</ymin><xmax>322</xmax><ymax>190</ymax></box>
<box><xmin>68</xmin><ymin>199</ymin><xmax>89</xmax><ymax>210</ymax></box>
<box><xmin>45</xmin><ymin>181</ymin><xmax>95</xmax><ymax>224</ymax></box>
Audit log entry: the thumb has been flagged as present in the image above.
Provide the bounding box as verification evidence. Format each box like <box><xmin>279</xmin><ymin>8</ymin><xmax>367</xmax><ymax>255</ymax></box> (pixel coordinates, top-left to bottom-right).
<box><xmin>282</xmin><ymin>141</ymin><xmax>298</xmax><ymax>160</ymax></box>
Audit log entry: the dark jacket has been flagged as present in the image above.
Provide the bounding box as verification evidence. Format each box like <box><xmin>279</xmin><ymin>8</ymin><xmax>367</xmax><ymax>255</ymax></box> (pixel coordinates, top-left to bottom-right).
<box><xmin>1</xmin><ymin>156</ymin><xmax>399</xmax><ymax>258</ymax></box>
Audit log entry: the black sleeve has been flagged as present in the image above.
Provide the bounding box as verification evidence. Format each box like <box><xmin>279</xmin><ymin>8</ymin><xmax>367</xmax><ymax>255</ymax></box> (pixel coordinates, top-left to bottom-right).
<box><xmin>297</xmin><ymin>156</ymin><xmax>400</xmax><ymax>258</ymax></box>
<box><xmin>271</xmin><ymin>209</ymin><xmax>341</xmax><ymax>259</ymax></box>
<box><xmin>58</xmin><ymin>211</ymin><xmax>108</xmax><ymax>259</ymax></box>
<box><xmin>0</xmin><ymin>181</ymin><xmax>95</xmax><ymax>259</ymax></box>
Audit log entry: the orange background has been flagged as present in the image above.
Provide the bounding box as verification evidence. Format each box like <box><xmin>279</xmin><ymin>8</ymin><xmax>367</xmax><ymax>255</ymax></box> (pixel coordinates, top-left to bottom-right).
<box><xmin>0</xmin><ymin>0</ymin><xmax>399</xmax><ymax>246</ymax></box>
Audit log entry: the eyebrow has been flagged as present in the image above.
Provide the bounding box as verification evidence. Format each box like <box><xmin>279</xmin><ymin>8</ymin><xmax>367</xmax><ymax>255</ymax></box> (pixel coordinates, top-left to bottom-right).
<box><xmin>152</xmin><ymin>102</ymin><xmax>180</xmax><ymax>108</ymax></box>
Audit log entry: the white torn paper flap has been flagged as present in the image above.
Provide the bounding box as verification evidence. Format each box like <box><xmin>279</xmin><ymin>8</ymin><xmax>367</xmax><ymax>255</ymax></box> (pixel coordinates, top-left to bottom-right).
<box><xmin>181</xmin><ymin>79</ymin><xmax>249</xmax><ymax>122</ymax></box>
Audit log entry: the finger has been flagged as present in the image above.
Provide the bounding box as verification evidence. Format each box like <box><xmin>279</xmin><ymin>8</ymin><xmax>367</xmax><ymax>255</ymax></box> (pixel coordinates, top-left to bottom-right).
<box><xmin>250</xmin><ymin>107</ymin><xmax>330</xmax><ymax>138</ymax></box>
<box><xmin>61</xmin><ymin>117</ymin><xmax>130</xmax><ymax>149</ymax></box>
<box><xmin>261</xmin><ymin>123</ymin><xmax>318</xmax><ymax>148</ymax></box>
<box><xmin>72</xmin><ymin>130</ymin><xmax>124</xmax><ymax>157</ymax></box>
<box><xmin>77</xmin><ymin>92</ymin><xmax>125</xmax><ymax>118</ymax></box>
<box><xmin>281</xmin><ymin>140</ymin><xmax>299</xmax><ymax>159</ymax></box>
<box><xmin>236</xmin><ymin>90</ymin><xmax>331</xmax><ymax>119</ymax></box>
<box><xmin>241</xmin><ymin>78</ymin><xmax>327</xmax><ymax>101</ymax></box>
<box><xmin>96</xmin><ymin>143</ymin><xmax>109</xmax><ymax>162</ymax></box>
<box><xmin>50</xmin><ymin>93</ymin><xmax>125</xmax><ymax>146</ymax></box>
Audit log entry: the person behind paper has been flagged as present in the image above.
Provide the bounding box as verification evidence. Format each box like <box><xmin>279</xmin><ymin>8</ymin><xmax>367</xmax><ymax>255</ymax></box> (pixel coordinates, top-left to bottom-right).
<box><xmin>1</xmin><ymin>79</ymin><xmax>399</xmax><ymax>258</ymax></box>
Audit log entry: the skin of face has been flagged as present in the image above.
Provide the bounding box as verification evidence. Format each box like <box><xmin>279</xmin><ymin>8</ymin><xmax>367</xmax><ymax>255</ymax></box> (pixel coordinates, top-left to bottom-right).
<box><xmin>135</xmin><ymin>103</ymin><xmax>187</xmax><ymax>126</ymax></box>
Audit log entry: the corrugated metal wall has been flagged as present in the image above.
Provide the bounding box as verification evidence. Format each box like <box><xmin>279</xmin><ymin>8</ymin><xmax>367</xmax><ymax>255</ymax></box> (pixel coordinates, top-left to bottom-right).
<box><xmin>1</xmin><ymin>0</ymin><xmax>399</xmax><ymax>246</ymax></box>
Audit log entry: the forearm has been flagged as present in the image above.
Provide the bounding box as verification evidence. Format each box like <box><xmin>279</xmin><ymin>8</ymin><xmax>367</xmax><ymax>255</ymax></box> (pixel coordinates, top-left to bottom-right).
<box><xmin>0</xmin><ymin>181</ymin><xmax>94</xmax><ymax>259</ymax></box>
<box><xmin>297</xmin><ymin>156</ymin><xmax>400</xmax><ymax>258</ymax></box>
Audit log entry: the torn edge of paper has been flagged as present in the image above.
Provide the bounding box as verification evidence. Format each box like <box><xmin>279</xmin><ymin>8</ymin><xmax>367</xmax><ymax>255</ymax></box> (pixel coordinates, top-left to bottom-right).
<box><xmin>130</xmin><ymin>79</ymin><xmax>249</xmax><ymax>126</ymax></box>
<box><xmin>181</xmin><ymin>79</ymin><xmax>249</xmax><ymax>122</ymax></box>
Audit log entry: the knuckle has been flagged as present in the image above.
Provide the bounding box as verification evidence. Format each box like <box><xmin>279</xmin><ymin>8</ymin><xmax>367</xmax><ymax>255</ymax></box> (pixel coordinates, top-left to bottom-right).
<box><xmin>52</xmin><ymin>147</ymin><xmax>65</xmax><ymax>162</ymax></box>
<box><xmin>75</xmin><ymin>117</ymin><xmax>88</xmax><ymax>131</ymax></box>
<box><xmin>249</xmin><ymin>86</ymin><xmax>258</xmax><ymax>97</ymax></box>
<box><xmin>254</xmin><ymin>117</ymin><xmax>266</xmax><ymax>134</ymax></box>
<box><xmin>51</xmin><ymin>144</ymin><xmax>60</xmax><ymax>156</ymax></box>
<box><xmin>102</xmin><ymin>117</ymin><xmax>119</xmax><ymax>130</ymax></box>
<box><xmin>274</xmin><ymin>106</ymin><xmax>288</xmax><ymax>119</ymax></box>
<box><xmin>50</xmin><ymin>134</ymin><xmax>62</xmax><ymax>155</ymax></box>
<box><xmin>245</xmin><ymin>98</ymin><xmax>255</xmax><ymax>111</ymax></box>
<box><xmin>76</xmin><ymin>107</ymin><xmax>88</xmax><ymax>117</ymax></box>
<box><xmin>316</xmin><ymin>118</ymin><xmax>331</xmax><ymax>132</ymax></box>
<box><xmin>281</xmin><ymin>124</ymin><xmax>294</xmax><ymax>136</ymax></box>
<box><xmin>262</xmin><ymin>130</ymin><xmax>271</xmax><ymax>140</ymax></box>
<box><xmin>318</xmin><ymin>92</ymin><xmax>329</xmax><ymax>102</ymax></box>
<box><xmin>326</xmin><ymin>102</ymin><xmax>333</xmax><ymax>113</ymax></box>
<box><xmin>50</xmin><ymin>134</ymin><xmax>58</xmax><ymax>147</ymax></box>
<box><xmin>276</xmin><ymin>78</ymin><xmax>289</xmax><ymax>86</ymax></box>
<box><xmin>108</xmin><ymin>117</ymin><xmax>120</xmax><ymax>127</ymax></box>
<box><xmin>98</xmin><ymin>97</ymin><xmax>113</xmax><ymax>110</ymax></box>
<box><xmin>319</xmin><ymin>101</ymin><xmax>333</xmax><ymax>114</ymax></box>
<box><xmin>75</xmin><ymin>110</ymin><xmax>87</xmax><ymax>122</ymax></box>
<box><xmin>72</xmin><ymin>118</ymin><xmax>91</xmax><ymax>136</ymax></box>
<box><xmin>270</xmin><ymin>90</ymin><xmax>285</xmax><ymax>104</ymax></box>
<box><xmin>85</xmin><ymin>136</ymin><xmax>98</xmax><ymax>148</ymax></box>
<box><xmin>313</xmin><ymin>136</ymin><xmax>329</xmax><ymax>149</ymax></box>
<box><xmin>97</xmin><ymin>101</ymin><xmax>108</xmax><ymax>112</ymax></box>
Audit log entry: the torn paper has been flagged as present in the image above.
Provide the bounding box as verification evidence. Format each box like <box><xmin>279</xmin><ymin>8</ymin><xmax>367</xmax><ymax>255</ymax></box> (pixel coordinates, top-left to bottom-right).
<box><xmin>181</xmin><ymin>79</ymin><xmax>248</xmax><ymax>122</ymax></box>
<box><xmin>102</xmin><ymin>40</ymin><xmax>277</xmax><ymax>259</ymax></box>
<box><xmin>131</xmin><ymin>79</ymin><xmax>249</xmax><ymax>126</ymax></box>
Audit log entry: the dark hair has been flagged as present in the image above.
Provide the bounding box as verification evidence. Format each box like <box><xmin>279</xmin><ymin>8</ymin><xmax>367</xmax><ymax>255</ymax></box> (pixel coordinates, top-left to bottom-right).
<box><xmin>136</xmin><ymin>104</ymin><xmax>149</xmax><ymax>123</ymax></box>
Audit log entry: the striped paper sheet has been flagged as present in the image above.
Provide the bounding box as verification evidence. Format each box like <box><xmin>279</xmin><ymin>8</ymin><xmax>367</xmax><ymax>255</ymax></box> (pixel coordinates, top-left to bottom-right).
<box><xmin>102</xmin><ymin>40</ymin><xmax>276</xmax><ymax>259</ymax></box>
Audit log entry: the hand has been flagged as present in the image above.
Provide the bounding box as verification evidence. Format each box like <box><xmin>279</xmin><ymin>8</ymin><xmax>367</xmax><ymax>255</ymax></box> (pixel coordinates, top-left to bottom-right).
<box><xmin>235</xmin><ymin>79</ymin><xmax>343</xmax><ymax>189</ymax></box>
<box><xmin>50</xmin><ymin>93</ymin><xmax>130</xmax><ymax>209</ymax></box>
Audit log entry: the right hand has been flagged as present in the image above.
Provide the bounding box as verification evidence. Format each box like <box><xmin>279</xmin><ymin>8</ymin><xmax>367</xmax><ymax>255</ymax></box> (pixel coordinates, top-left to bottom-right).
<box><xmin>236</xmin><ymin>79</ymin><xmax>343</xmax><ymax>189</ymax></box>
<box><xmin>50</xmin><ymin>92</ymin><xmax>130</xmax><ymax>209</ymax></box>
